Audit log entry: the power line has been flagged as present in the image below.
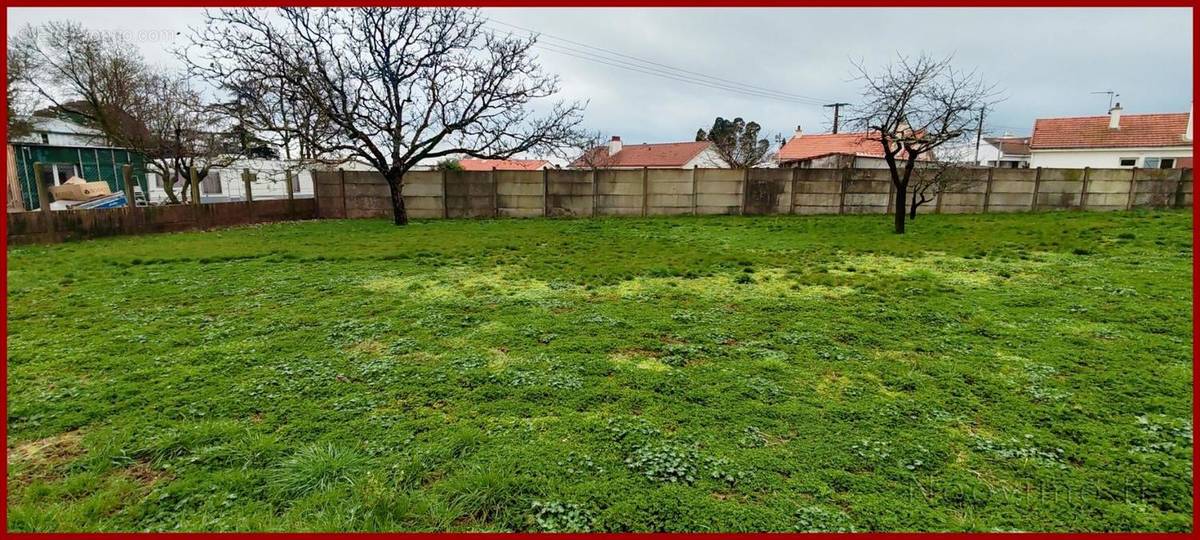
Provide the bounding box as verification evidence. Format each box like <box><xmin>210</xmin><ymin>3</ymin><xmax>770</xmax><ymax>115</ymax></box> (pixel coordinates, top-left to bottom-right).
<box><xmin>523</xmin><ymin>38</ymin><xmax>824</xmax><ymax>105</ymax></box>
<box><xmin>481</xmin><ymin>18</ymin><xmax>831</xmax><ymax>106</ymax></box>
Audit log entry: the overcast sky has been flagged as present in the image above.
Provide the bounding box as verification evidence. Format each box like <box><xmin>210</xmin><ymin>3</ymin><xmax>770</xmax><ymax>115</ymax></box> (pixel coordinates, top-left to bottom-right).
<box><xmin>8</xmin><ymin>7</ymin><xmax>1193</xmax><ymax>147</ymax></box>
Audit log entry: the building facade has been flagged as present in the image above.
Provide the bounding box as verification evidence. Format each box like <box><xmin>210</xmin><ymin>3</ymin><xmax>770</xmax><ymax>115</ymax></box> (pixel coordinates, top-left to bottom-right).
<box><xmin>1029</xmin><ymin>105</ymin><xmax>1193</xmax><ymax>169</ymax></box>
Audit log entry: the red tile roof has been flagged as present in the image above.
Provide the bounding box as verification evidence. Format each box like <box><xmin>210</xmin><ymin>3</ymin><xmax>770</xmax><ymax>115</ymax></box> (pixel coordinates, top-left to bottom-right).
<box><xmin>570</xmin><ymin>141</ymin><xmax>713</xmax><ymax>168</ymax></box>
<box><xmin>1030</xmin><ymin>113</ymin><xmax>1190</xmax><ymax>149</ymax></box>
<box><xmin>778</xmin><ymin>132</ymin><xmax>889</xmax><ymax>162</ymax></box>
<box><xmin>457</xmin><ymin>158</ymin><xmax>549</xmax><ymax>171</ymax></box>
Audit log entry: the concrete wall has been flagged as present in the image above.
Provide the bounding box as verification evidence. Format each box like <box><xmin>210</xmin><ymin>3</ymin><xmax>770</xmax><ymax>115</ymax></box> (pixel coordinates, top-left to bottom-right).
<box><xmin>311</xmin><ymin>166</ymin><xmax>1192</xmax><ymax>220</ymax></box>
<box><xmin>1030</xmin><ymin>147</ymin><xmax>1193</xmax><ymax>169</ymax></box>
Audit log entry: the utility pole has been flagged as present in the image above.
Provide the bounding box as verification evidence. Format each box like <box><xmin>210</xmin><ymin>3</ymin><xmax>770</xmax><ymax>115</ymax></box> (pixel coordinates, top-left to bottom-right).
<box><xmin>974</xmin><ymin>106</ymin><xmax>986</xmax><ymax>165</ymax></box>
<box><xmin>824</xmin><ymin>102</ymin><xmax>850</xmax><ymax>134</ymax></box>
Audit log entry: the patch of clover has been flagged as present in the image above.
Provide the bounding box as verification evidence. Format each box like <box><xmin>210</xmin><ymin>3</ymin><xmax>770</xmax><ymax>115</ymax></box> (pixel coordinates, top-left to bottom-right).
<box><xmin>793</xmin><ymin>505</ymin><xmax>855</xmax><ymax>532</ymax></box>
<box><xmin>1022</xmin><ymin>361</ymin><xmax>1073</xmax><ymax>403</ymax></box>
<box><xmin>448</xmin><ymin>354</ymin><xmax>489</xmax><ymax>371</ymax></box>
<box><xmin>850</xmin><ymin>439</ymin><xmax>892</xmax><ymax>464</ymax></box>
<box><xmin>739</xmin><ymin>426</ymin><xmax>768</xmax><ymax>448</ymax></box>
<box><xmin>530</xmin><ymin>501</ymin><xmax>594</xmax><ymax>532</ymax></box>
<box><xmin>605</xmin><ymin>416</ymin><xmax>662</xmax><ymax>445</ymax></box>
<box><xmin>970</xmin><ymin>434</ymin><xmax>1067</xmax><ymax>469</ymax></box>
<box><xmin>557</xmin><ymin>451</ymin><xmax>606</xmax><ymax>476</ymax></box>
<box><xmin>1131</xmin><ymin>414</ymin><xmax>1193</xmax><ymax>454</ymax></box>
<box><xmin>625</xmin><ymin>442</ymin><xmax>700</xmax><ymax>484</ymax></box>
<box><xmin>745</xmin><ymin>376</ymin><xmax>785</xmax><ymax>402</ymax></box>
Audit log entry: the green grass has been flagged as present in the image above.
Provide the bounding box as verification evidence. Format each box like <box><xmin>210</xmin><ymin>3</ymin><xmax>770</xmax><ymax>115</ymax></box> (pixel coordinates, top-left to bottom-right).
<box><xmin>5</xmin><ymin>210</ymin><xmax>1193</xmax><ymax>532</ymax></box>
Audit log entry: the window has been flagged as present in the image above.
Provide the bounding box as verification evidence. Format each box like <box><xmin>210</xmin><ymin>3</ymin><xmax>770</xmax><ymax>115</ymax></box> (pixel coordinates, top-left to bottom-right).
<box><xmin>39</xmin><ymin>133</ymin><xmax>49</xmax><ymax>144</ymax></box>
<box><xmin>1159</xmin><ymin>158</ymin><xmax>1175</xmax><ymax>169</ymax></box>
<box><xmin>39</xmin><ymin>163</ymin><xmax>77</xmax><ymax>187</ymax></box>
<box><xmin>292</xmin><ymin>174</ymin><xmax>301</xmax><ymax>194</ymax></box>
<box><xmin>1143</xmin><ymin>158</ymin><xmax>1160</xmax><ymax>169</ymax></box>
<box><xmin>202</xmin><ymin>171</ymin><xmax>222</xmax><ymax>194</ymax></box>
<box><xmin>1119</xmin><ymin>158</ymin><xmax>1137</xmax><ymax>167</ymax></box>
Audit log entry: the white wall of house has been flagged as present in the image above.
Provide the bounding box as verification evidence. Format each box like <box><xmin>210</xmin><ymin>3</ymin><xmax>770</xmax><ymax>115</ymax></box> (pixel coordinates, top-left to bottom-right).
<box><xmin>1029</xmin><ymin>147</ymin><xmax>1193</xmax><ymax>169</ymax></box>
<box><xmin>146</xmin><ymin>159</ymin><xmax>374</xmax><ymax>203</ymax></box>
<box><xmin>683</xmin><ymin>147</ymin><xmax>731</xmax><ymax>168</ymax></box>
<box><xmin>11</xmin><ymin>117</ymin><xmax>105</xmax><ymax>147</ymax></box>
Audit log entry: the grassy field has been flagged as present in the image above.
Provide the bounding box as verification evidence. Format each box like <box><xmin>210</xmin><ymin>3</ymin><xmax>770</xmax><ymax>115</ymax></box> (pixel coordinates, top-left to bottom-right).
<box><xmin>5</xmin><ymin>210</ymin><xmax>1193</xmax><ymax>532</ymax></box>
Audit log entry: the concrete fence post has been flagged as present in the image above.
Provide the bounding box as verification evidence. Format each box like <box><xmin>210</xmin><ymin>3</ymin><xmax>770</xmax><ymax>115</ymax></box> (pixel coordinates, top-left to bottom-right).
<box><xmin>340</xmin><ymin>168</ymin><xmax>349</xmax><ymax>218</ymax></box>
<box><xmin>641</xmin><ymin>167</ymin><xmax>649</xmax><ymax>217</ymax></box>
<box><xmin>935</xmin><ymin>181</ymin><xmax>945</xmax><ymax>214</ymax></box>
<box><xmin>1079</xmin><ymin>167</ymin><xmax>1091</xmax><ymax>210</ymax></box>
<box><xmin>440</xmin><ymin>168</ymin><xmax>448</xmax><ymax>219</ymax></box>
<box><xmin>190</xmin><ymin>168</ymin><xmax>202</xmax><ymax>206</ymax></box>
<box><xmin>591</xmin><ymin>169</ymin><xmax>598</xmax><ymax>217</ymax></box>
<box><xmin>790</xmin><ymin>167</ymin><xmax>799</xmax><ymax>215</ymax></box>
<box><xmin>491</xmin><ymin>166</ymin><xmax>498</xmax><ymax>218</ymax></box>
<box><xmin>1126</xmin><ymin>167</ymin><xmax>1138</xmax><ymax>210</ymax></box>
<box><xmin>691</xmin><ymin>167</ymin><xmax>699</xmax><ymax>215</ymax></box>
<box><xmin>886</xmin><ymin>173</ymin><xmax>895</xmax><ymax>215</ymax></box>
<box><xmin>33</xmin><ymin>162</ymin><xmax>51</xmax><ymax>215</ymax></box>
<box><xmin>543</xmin><ymin>168</ymin><xmax>550</xmax><ymax>217</ymax></box>
<box><xmin>839</xmin><ymin>167</ymin><xmax>851</xmax><ymax>215</ymax></box>
<box><xmin>1031</xmin><ymin>167</ymin><xmax>1043</xmax><ymax>211</ymax></box>
<box><xmin>739</xmin><ymin>168</ymin><xmax>749</xmax><ymax>215</ymax></box>
<box><xmin>982</xmin><ymin>167</ymin><xmax>994</xmax><ymax>213</ymax></box>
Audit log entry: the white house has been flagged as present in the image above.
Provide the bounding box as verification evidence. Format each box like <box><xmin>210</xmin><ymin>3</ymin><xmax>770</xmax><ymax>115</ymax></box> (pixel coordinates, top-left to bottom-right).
<box><xmin>9</xmin><ymin>116</ymin><xmax>105</xmax><ymax>147</ymax></box>
<box><xmin>1029</xmin><ymin>104</ymin><xmax>1193</xmax><ymax>169</ymax></box>
<box><xmin>976</xmin><ymin>136</ymin><xmax>1031</xmax><ymax>168</ymax></box>
<box><xmin>146</xmin><ymin>158</ymin><xmax>376</xmax><ymax>203</ymax></box>
<box><xmin>569</xmin><ymin>136</ymin><xmax>728</xmax><ymax>169</ymax></box>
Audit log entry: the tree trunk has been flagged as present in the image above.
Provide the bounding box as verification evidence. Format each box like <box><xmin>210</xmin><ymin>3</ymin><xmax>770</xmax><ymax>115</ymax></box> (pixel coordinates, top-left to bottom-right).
<box><xmin>909</xmin><ymin>190</ymin><xmax>920</xmax><ymax>220</ymax></box>
<box><xmin>386</xmin><ymin>172</ymin><xmax>408</xmax><ymax>226</ymax></box>
<box><xmin>893</xmin><ymin>181</ymin><xmax>907</xmax><ymax>234</ymax></box>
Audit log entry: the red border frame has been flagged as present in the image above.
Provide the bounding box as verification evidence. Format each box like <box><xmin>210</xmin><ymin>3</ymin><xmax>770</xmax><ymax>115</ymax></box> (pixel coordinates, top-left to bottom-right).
<box><xmin>1</xmin><ymin>1</ymin><xmax>1195</xmax><ymax>537</ymax></box>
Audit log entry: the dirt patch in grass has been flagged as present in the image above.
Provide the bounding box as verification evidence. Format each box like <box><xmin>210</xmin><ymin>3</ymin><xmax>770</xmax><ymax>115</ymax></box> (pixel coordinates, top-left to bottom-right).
<box><xmin>7</xmin><ymin>431</ymin><xmax>85</xmax><ymax>484</ymax></box>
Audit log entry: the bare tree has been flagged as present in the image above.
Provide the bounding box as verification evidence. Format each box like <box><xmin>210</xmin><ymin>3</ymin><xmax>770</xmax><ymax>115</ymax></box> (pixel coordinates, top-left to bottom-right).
<box><xmin>183</xmin><ymin>7</ymin><xmax>584</xmax><ymax>225</ymax></box>
<box><xmin>696</xmin><ymin>116</ymin><xmax>770</xmax><ymax>168</ymax></box>
<box><xmin>847</xmin><ymin>53</ymin><xmax>998</xmax><ymax>233</ymax></box>
<box><xmin>568</xmin><ymin>130</ymin><xmax>620</xmax><ymax>170</ymax></box>
<box><xmin>10</xmin><ymin>21</ymin><xmax>241</xmax><ymax>204</ymax></box>
<box><xmin>6</xmin><ymin>44</ymin><xmax>35</xmax><ymax>138</ymax></box>
<box><xmin>906</xmin><ymin>145</ymin><xmax>983</xmax><ymax>219</ymax></box>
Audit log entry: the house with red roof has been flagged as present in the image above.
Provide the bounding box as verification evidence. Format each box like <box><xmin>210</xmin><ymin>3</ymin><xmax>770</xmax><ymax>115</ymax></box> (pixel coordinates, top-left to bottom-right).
<box><xmin>1029</xmin><ymin>104</ymin><xmax>1193</xmax><ymax>169</ymax></box>
<box><xmin>569</xmin><ymin>136</ymin><xmax>727</xmax><ymax>169</ymax></box>
<box><xmin>456</xmin><ymin>158</ymin><xmax>551</xmax><ymax>171</ymax></box>
<box><xmin>775</xmin><ymin>126</ymin><xmax>924</xmax><ymax>169</ymax></box>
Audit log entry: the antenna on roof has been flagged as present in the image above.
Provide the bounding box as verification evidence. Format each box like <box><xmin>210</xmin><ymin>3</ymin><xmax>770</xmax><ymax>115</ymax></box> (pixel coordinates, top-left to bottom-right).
<box><xmin>1090</xmin><ymin>90</ymin><xmax>1120</xmax><ymax>110</ymax></box>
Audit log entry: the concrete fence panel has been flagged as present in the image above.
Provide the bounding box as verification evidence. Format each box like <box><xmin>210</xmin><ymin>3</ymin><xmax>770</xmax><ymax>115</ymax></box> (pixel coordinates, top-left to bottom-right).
<box><xmin>647</xmin><ymin>168</ymin><xmax>695</xmax><ymax>216</ymax></box>
<box><xmin>695</xmin><ymin>168</ymin><xmax>744</xmax><ymax>215</ymax></box>
<box><xmin>792</xmin><ymin>169</ymin><xmax>843</xmax><ymax>214</ymax></box>
<box><xmin>547</xmin><ymin>169</ymin><xmax>593</xmax><ymax>217</ymax></box>
<box><xmin>444</xmin><ymin>170</ymin><xmax>495</xmax><ymax>219</ymax></box>
<box><xmin>745</xmin><ymin>168</ymin><xmax>793</xmax><ymax>215</ymax></box>
<box><xmin>496</xmin><ymin>170</ymin><xmax>545</xmax><ymax>218</ymax></box>
<box><xmin>596</xmin><ymin>169</ymin><xmax>644</xmax><ymax>216</ymax></box>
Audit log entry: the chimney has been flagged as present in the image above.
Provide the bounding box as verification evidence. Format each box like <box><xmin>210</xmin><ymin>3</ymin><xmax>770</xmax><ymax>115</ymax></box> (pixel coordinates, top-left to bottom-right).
<box><xmin>1108</xmin><ymin>102</ymin><xmax>1123</xmax><ymax>129</ymax></box>
<box><xmin>1186</xmin><ymin>103</ymin><xmax>1193</xmax><ymax>141</ymax></box>
<box><xmin>608</xmin><ymin>135</ymin><xmax>622</xmax><ymax>155</ymax></box>
<box><xmin>793</xmin><ymin>125</ymin><xmax>803</xmax><ymax>138</ymax></box>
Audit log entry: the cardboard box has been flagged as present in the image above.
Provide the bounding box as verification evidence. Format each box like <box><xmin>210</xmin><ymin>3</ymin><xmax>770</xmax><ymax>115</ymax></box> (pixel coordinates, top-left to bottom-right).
<box><xmin>48</xmin><ymin>177</ymin><xmax>112</xmax><ymax>202</ymax></box>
